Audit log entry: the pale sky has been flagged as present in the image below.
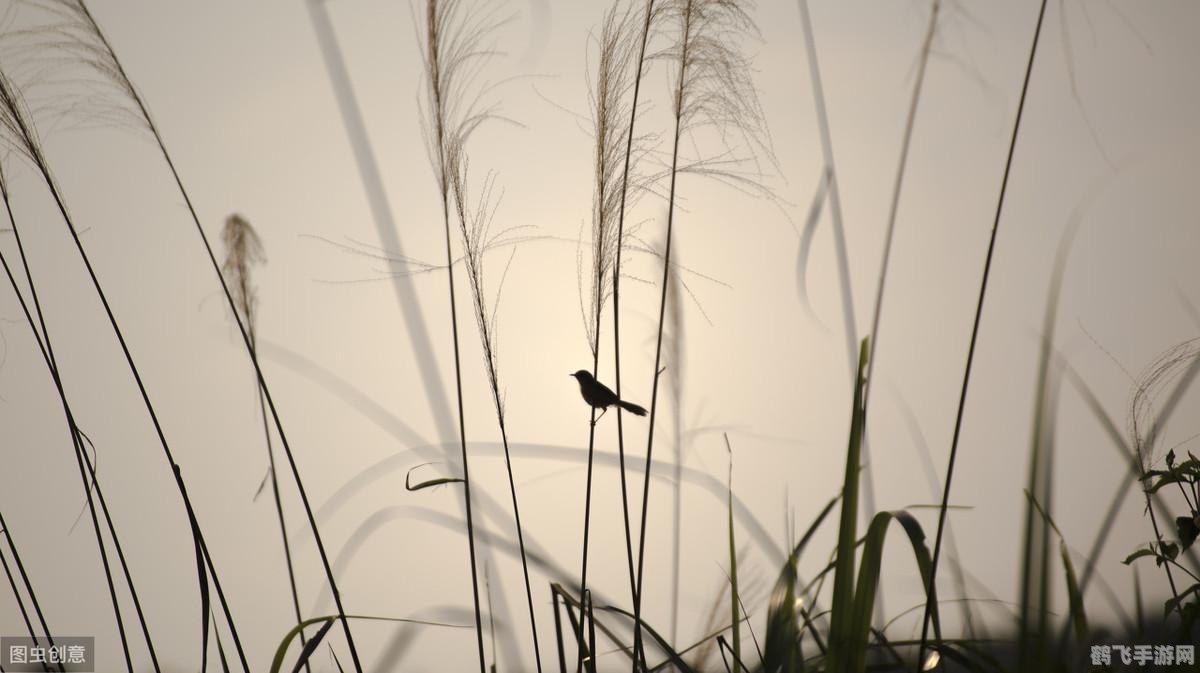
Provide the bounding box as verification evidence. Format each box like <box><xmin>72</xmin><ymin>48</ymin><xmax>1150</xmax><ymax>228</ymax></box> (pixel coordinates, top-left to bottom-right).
<box><xmin>0</xmin><ymin>1</ymin><xmax>1198</xmax><ymax>671</ymax></box>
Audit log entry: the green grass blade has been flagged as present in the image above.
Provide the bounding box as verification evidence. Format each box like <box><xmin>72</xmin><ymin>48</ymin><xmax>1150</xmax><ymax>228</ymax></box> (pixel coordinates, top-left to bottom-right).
<box><xmin>1059</xmin><ymin>543</ymin><xmax>1087</xmax><ymax>643</ymax></box>
<box><xmin>1024</xmin><ymin>489</ymin><xmax>1091</xmax><ymax>656</ymax></box>
<box><xmin>846</xmin><ymin>511</ymin><xmax>939</xmax><ymax>673</ymax></box>
<box><xmin>763</xmin><ymin>496</ymin><xmax>837</xmax><ymax>672</ymax></box>
<box><xmin>725</xmin><ymin>435</ymin><xmax>742</xmax><ymax>672</ymax></box>
<box><xmin>828</xmin><ymin>339</ymin><xmax>870</xmax><ymax>672</ymax></box>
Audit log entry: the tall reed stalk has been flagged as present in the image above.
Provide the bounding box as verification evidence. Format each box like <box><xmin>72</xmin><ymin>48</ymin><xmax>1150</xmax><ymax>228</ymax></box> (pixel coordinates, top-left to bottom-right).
<box><xmin>917</xmin><ymin>0</ymin><xmax>1050</xmax><ymax>665</ymax></box>
<box><xmin>632</xmin><ymin>0</ymin><xmax>766</xmax><ymax>665</ymax></box>
<box><xmin>418</xmin><ymin>1</ymin><xmax>510</xmax><ymax>669</ymax></box>
<box><xmin>0</xmin><ymin>52</ymin><xmax>248</xmax><ymax>673</ymax></box>
<box><xmin>0</xmin><ymin>509</ymin><xmax>57</xmax><ymax>673</ymax></box>
<box><xmin>447</xmin><ymin>145</ymin><xmax>543</xmax><ymax>672</ymax></box>
<box><xmin>221</xmin><ymin>214</ymin><xmax>310</xmax><ymax>673</ymax></box>
<box><xmin>77</xmin><ymin>438</ymin><xmax>161</xmax><ymax>672</ymax></box>
<box><xmin>17</xmin><ymin>2</ymin><xmax>365</xmax><ymax>667</ymax></box>
<box><xmin>610</xmin><ymin>4</ymin><xmax>659</xmax><ymax>668</ymax></box>
<box><xmin>0</xmin><ymin>157</ymin><xmax>162</xmax><ymax>672</ymax></box>
<box><xmin>577</xmin><ymin>6</ymin><xmax>636</xmax><ymax>670</ymax></box>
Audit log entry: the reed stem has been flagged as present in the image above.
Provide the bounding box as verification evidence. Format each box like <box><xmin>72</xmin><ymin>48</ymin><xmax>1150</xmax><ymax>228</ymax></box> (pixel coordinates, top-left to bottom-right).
<box><xmin>917</xmin><ymin>0</ymin><xmax>1049</xmax><ymax>665</ymax></box>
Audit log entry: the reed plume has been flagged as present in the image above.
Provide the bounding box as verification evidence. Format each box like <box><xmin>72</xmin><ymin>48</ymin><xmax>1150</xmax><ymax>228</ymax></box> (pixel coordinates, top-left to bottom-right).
<box><xmin>608</xmin><ymin>3</ymin><xmax>662</xmax><ymax>667</ymax></box>
<box><xmin>576</xmin><ymin>5</ymin><xmax>639</xmax><ymax>669</ymax></box>
<box><xmin>447</xmin><ymin>139</ymin><xmax>544</xmax><ymax>671</ymax></box>
<box><xmin>221</xmin><ymin>213</ymin><xmax>313</xmax><ymax>673</ymax></box>
<box><xmin>418</xmin><ymin>1</ymin><xmax>510</xmax><ymax>669</ymax></box>
<box><xmin>632</xmin><ymin>0</ymin><xmax>771</xmax><ymax>665</ymax></box>
<box><xmin>1124</xmin><ymin>338</ymin><xmax>1200</xmax><ymax>609</ymax></box>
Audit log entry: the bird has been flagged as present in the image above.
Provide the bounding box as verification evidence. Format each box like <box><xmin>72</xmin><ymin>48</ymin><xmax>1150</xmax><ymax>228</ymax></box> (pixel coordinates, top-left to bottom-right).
<box><xmin>570</xmin><ymin>370</ymin><xmax>648</xmax><ymax>420</ymax></box>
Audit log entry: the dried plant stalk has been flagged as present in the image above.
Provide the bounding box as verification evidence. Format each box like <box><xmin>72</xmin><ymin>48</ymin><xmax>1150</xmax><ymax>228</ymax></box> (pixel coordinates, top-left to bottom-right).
<box><xmin>632</xmin><ymin>0</ymin><xmax>771</xmax><ymax>665</ymax></box>
<box><xmin>448</xmin><ymin>141</ymin><xmax>544</xmax><ymax>672</ymax></box>
<box><xmin>418</xmin><ymin>1</ymin><xmax>511</xmax><ymax>670</ymax></box>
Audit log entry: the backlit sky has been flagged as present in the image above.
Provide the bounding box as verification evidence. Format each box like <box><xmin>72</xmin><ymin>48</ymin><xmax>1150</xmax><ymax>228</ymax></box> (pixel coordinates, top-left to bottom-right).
<box><xmin>1</xmin><ymin>1</ymin><xmax>1198</xmax><ymax>671</ymax></box>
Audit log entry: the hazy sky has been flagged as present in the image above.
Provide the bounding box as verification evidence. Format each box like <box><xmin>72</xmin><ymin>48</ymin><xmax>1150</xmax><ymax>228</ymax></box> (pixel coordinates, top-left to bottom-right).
<box><xmin>1</xmin><ymin>1</ymin><xmax>1198</xmax><ymax>671</ymax></box>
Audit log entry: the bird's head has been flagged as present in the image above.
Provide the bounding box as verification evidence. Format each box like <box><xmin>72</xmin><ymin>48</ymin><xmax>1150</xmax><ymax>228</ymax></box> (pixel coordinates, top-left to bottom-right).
<box><xmin>570</xmin><ymin>370</ymin><xmax>593</xmax><ymax>382</ymax></box>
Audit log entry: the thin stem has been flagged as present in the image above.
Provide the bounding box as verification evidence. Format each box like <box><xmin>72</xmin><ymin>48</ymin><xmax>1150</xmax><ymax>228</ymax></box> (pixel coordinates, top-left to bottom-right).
<box><xmin>7</xmin><ymin>156</ymin><xmax>158</xmax><ymax>668</ymax></box>
<box><xmin>494</xmin><ymin>416</ymin><xmax>543</xmax><ymax>671</ymax></box>
<box><xmin>0</xmin><ymin>519</ymin><xmax>52</xmax><ymax>673</ymax></box>
<box><xmin>553</xmin><ymin>586</ymin><xmax>568</xmax><ymax>673</ymax></box>
<box><xmin>69</xmin><ymin>3</ymin><xmax>363</xmax><ymax>666</ymax></box>
<box><xmin>439</xmin><ymin>185</ymin><xmax>487</xmax><ymax>673</ymax></box>
<box><xmin>0</xmin><ymin>180</ymin><xmax>133</xmax><ymax>673</ymax></box>
<box><xmin>1175</xmin><ymin>480</ymin><xmax>1197</xmax><ymax>513</ymax></box>
<box><xmin>633</xmin><ymin>2</ymin><xmax>693</xmax><ymax>665</ymax></box>
<box><xmin>578</xmin><ymin>369</ymin><xmax>601</xmax><ymax>673</ymax></box>
<box><xmin>79</xmin><ymin>445</ymin><xmax>162</xmax><ymax>673</ymax></box>
<box><xmin>917</xmin><ymin>0</ymin><xmax>1049</xmax><ymax>665</ymax></box>
<box><xmin>253</xmin><ymin>361</ymin><xmax>310</xmax><ymax>673</ymax></box>
<box><xmin>17</xmin><ymin>114</ymin><xmax>248</xmax><ymax>670</ymax></box>
<box><xmin>423</xmin><ymin>2</ymin><xmax>487</xmax><ymax>668</ymax></box>
<box><xmin>612</xmin><ymin>2</ymin><xmax>657</xmax><ymax>671</ymax></box>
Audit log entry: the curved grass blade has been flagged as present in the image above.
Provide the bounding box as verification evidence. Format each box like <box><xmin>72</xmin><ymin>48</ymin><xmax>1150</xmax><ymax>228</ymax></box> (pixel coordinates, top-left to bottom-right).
<box><xmin>270</xmin><ymin>615</ymin><xmax>467</xmax><ymax>673</ymax></box>
<box><xmin>845</xmin><ymin>510</ymin><xmax>940</xmax><ymax>673</ymax></box>
<box><xmin>1024</xmin><ymin>489</ymin><xmax>1088</xmax><ymax>644</ymax></box>
<box><xmin>762</xmin><ymin>495</ymin><xmax>838</xmax><ymax>672</ymax></box>
<box><xmin>405</xmin><ymin>464</ymin><xmax>465</xmax><ymax>491</ymax></box>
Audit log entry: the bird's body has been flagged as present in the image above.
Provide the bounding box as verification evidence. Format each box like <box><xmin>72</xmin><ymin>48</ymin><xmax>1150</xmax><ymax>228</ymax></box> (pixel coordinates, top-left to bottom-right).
<box><xmin>571</xmin><ymin>370</ymin><xmax>647</xmax><ymax>419</ymax></box>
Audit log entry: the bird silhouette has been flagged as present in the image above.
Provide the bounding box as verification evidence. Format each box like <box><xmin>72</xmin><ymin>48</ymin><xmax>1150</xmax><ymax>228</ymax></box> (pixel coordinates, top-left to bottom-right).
<box><xmin>571</xmin><ymin>370</ymin><xmax>648</xmax><ymax>420</ymax></box>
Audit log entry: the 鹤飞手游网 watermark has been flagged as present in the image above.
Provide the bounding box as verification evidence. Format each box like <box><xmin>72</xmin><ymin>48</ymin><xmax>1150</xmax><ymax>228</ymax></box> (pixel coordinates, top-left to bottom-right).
<box><xmin>1091</xmin><ymin>644</ymin><xmax>1195</xmax><ymax>667</ymax></box>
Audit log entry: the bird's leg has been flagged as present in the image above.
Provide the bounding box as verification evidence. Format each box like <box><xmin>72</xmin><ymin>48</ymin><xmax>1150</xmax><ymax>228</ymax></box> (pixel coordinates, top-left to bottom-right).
<box><xmin>595</xmin><ymin>406</ymin><xmax>609</xmax><ymax>422</ymax></box>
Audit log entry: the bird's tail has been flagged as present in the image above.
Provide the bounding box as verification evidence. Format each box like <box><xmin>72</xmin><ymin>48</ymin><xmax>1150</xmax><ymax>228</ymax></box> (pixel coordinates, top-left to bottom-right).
<box><xmin>619</xmin><ymin>400</ymin><xmax>648</xmax><ymax>417</ymax></box>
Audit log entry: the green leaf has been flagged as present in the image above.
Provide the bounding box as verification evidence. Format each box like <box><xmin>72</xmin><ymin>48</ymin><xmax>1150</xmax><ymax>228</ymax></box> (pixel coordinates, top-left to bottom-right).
<box><xmin>1179</xmin><ymin>601</ymin><xmax>1199</xmax><ymax>639</ymax></box>
<box><xmin>1160</xmin><ymin>542</ymin><xmax>1180</xmax><ymax>565</ymax></box>
<box><xmin>405</xmin><ymin>463</ymin><xmax>464</xmax><ymax>491</ymax></box>
<box><xmin>1163</xmin><ymin>582</ymin><xmax>1200</xmax><ymax>618</ymax></box>
<box><xmin>724</xmin><ymin>435</ymin><xmax>742</xmax><ymax>673</ymax></box>
<box><xmin>1144</xmin><ymin>472</ymin><xmax>1189</xmax><ymax>494</ymax></box>
<box><xmin>1122</xmin><ymin>548</ymin><xmax>1156</xmax><ymax>565</ymax></box>
<box><xmin>1177</xmin><ymin>516</ymin><xmax>1200</xmax><ymax>551</ymax></box>
<box><xmin>827</xmin><ymin>339</ymin><xmax>870</xmax><ymax>673</ymax></box>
